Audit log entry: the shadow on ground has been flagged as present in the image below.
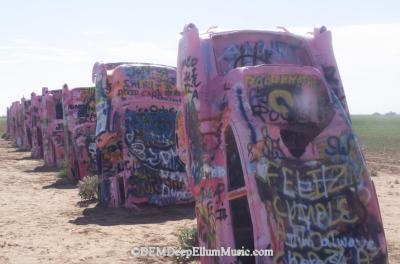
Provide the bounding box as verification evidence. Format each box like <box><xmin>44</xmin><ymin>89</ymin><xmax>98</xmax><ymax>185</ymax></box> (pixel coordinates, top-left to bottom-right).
<box><xmin>10</xmin><ymin>148</ymin><xmax>31</xmax><ymax>153</ymax></box>
<box><xmin>15</xmin><ymin>156</ymin><xmax>40</xmax><ymax>161</ymax></box>
<box><xmin>69</xmin><ymin>203</ymin><xmax>196</xmax><ymax>226</ymax></box>
<box><xmin>24</xmin><ymin>165</ymin><xmax>60</xmax><ymax>173</ymax></box>
<box><xmin>42</xmin><ymin>178</ymin><xmax>77</xmax><ymax>189</ymax></box>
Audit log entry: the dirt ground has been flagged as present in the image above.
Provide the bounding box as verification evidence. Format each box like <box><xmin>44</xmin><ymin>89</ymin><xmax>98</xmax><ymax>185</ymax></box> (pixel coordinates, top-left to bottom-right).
<box><xmin>0</xmin><ymin>138</ymin><xmax>398</xmax><ymax>263</ymax></box>
<box><xmin>364</xmin><ymin>150</ymin><xmax>400</xmax><ymax>263</ymax></box>
<box><xmin>0</xmin><ymin>139</ymin><xmax>196</xmax><ymax>264</ymax></box>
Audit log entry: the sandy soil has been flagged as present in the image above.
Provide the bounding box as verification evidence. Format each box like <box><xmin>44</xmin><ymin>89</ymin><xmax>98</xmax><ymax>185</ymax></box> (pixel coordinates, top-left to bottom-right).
<box><xmin>365</xmin><ymin>150</ymin><xmax>400</xmax><ymax>263</ymax></box>
<box><xmin>0</xmin><ymin>138</ymin><xmax>398</xmax><ymax>263</ymax></box>
<box><xmin>0</xmin><ymin>139</ymin><xmax>196</xmax><ymax>264</ymax></box>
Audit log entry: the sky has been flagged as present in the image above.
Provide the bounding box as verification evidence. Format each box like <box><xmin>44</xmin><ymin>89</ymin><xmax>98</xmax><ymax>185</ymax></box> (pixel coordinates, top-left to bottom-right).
<box><xmin>0</xmin><ymin>0</ymin><xmax>399</xmax><ymax>115</ymax></box>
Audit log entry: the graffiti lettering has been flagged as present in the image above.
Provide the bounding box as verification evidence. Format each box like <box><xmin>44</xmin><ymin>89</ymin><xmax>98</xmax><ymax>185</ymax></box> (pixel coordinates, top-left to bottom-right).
<box><xmin>325</xmin><ymin>134</ymin><xmax>355</xmax><ymax>156</ymax></box>
<box><xmin>182</xmin><ymin>56</ymin><xmax>201</xmax><ymax>96</ymax></box>
<box><xmin>248</xmin><ymin>126</ymin><xmax>285</xmax><ymax>161</ymax></box>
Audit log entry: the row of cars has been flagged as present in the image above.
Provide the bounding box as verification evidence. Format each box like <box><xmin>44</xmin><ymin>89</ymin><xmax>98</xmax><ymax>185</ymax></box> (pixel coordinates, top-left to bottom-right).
<box><xmin>5</xmin><ymin>24</ymin><xmax>388</xmax><ymax>264</ymax></box>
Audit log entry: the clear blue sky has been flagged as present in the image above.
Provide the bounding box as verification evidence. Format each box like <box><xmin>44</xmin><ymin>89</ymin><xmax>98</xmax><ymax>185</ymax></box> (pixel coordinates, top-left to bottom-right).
<box><xmin>1</xmin><ymin>0</ymin><xmax>399</xmax><ymax>115</ymax></box>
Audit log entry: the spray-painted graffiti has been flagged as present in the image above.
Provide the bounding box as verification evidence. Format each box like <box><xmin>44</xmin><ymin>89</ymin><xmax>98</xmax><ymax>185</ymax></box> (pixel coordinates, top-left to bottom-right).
<box><xmin>63</xmin><ymin>85</ymin><xmax>97</xmax><ymax>180</ymax></box>
<box><xmin>124</xmin><ymin>109</ymin><xmax>184</xmax><ymax>171</ymax></box>
<box><xmin>214</xmin><ymin>33</ymin><xmax>313</xmax><ymax>75</ymax></box>
<box><xmin>248</xmin><ymin>126</ymin><xmax>285</xmax><ymax>161</ymax></box>
<box><xmin>182</xmin><ymin>56</ymin><xmax>202</xmax><ymax>94</ymax></box>
<box><xmin>177</xmin><ymin>24</ymin><xmax>387</xmax><ymax>264</ymax></box>
<box><xmin>122</xmin><ymin>108</ymin><xmax>190</xmax><ymax>206</ymax></box>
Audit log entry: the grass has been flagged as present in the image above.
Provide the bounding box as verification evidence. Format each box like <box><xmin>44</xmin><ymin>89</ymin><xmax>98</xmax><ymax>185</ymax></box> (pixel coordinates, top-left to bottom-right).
<box><xmin>56</xmin><ymin>167</ymin><xmax>67</xmax><ymax>179</ymax></box>
<box><xmin>351</xmin><ymin>115</ymin><xmax>400</xmax><ymax>152</ymax></box>
<box><xmin>175</xmin><ymin>224</ymin><xmax>198</xmax><ymax>262</ymax></box>
<box><xmin>0</xmin><ymin>116</ymin><xmax>7</xmax><ymax>136</ymax></box>
<box><xmin>78</xmin><ymin>176</ymin><xmax>99</xmax><ymax>201</ymax></box>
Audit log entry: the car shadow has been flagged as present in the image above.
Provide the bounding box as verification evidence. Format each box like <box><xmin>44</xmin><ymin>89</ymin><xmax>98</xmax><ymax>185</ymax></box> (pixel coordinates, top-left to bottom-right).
<box><xmin>24</xmin><ymin>165</ymin><xmax>60</xmax><ymax>173</ymax></box>
<box><xmin>42</xmin><ymin>178</ymin><xmax>77</xmax><ymax>190</ymax></box>
<box><xmin>69</xmin><ymin>203</ymin><xmax>196</xmax><ymax>226</ymax></box>
<box><xmin>15</xmin><ymin>156</ymin><xmax>40</xmax><ymax>161</ymax></box>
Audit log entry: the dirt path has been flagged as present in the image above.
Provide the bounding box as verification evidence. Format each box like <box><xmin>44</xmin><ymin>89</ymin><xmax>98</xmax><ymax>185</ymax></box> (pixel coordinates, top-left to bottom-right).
<box><xmin>0</xmin><ymin>139</ymin><xmax>196</xmax><ymax>264</ymax></box>
<box><xmin>0</xmin><ymin>138</ymin><xmax>399</xmax><ymax>263</ymax></box>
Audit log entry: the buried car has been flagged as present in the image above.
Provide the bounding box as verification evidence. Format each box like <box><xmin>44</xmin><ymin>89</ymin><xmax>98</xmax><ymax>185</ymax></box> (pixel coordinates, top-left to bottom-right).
<box><xmin>62</xmin><ymin>85</ymin><xmax>97</xmax><ymax>180</ymax></box>
<box><xmin>93</xmin><ymin>62</ymin><xmax>191</xmax><ymax>207</ymax></box>
<box><xmin>177</xmin><ymin>24</ymin><xmax>387</xmax><ymax>264</ymax></box>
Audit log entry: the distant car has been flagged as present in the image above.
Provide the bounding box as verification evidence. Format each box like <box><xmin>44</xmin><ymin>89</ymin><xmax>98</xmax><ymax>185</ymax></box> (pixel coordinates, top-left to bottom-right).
<box><xmin>41</xmin><ymin>88</ymin><xmax>65</xmax><ymax>168</ymax></box>
<box><xmin>30</xmin><ymin>93</ymin><xmax>44</xmax><ymax>159</ymax></box>
<box><xmin>22</xmin><ymin>98</ymin><xmax>32</xmax><ymax>149</ymax></box>
<box><xmin>62</xmin><ymin>85</ymin><xmax>97</xmax><ymax>180</ymax></box>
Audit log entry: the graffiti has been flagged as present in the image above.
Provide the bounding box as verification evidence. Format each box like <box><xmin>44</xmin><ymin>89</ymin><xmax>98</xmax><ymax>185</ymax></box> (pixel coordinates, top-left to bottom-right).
<box><xmin>125</xmin><ymin>165</ymin><xmax>190</xmax><ymax>206</ymax></box>
<box><xmin>123</xmin><ymin>107</ymin><xmax>190</xmax><ymax>206</ymax></box>
<box><xmin>99</xmin><ymin>138</ymin><xmax>124</xmax><ymax>178</ymax></box>
<box><xmin>215</xmin><ymin>36</ymin><xmax>313</xmax><ymax>75</ymax></box>
<box><xmin>204</xmin><ymin>165</ymin><xmax>225</xmax><ymax>179</ymax></box>
<box><xmin>109</xmin><ymin>64</ymin><xmax>180</xmax><ymax>106</ymax></box>
<box><xmin>68</xmin><ymin>104</ymin><xmax>96</xmax><ymax>123</ymax></box>
<box><xmin>93</xmin><ymin>64</ymin><xmax>114</xmax><ymax>136</ymax></box>
<box><xmin>182</xmin><ymin>56</ymin><xmax>201</xmax><ymax>94</ymax></box>
<box><xmin>213</xmin><ymin>183</ymin><xmax>225</xmax><ymax>202</ymax></box>
<box><xmin>73</xmin><ymin>127</ymin><xmax>97</xmax><ymax>174</ymax></box>
<box><xmin>215</xmin><ymin>208</ymin><xmax>228</xmax><ymax>221</ymax></box>
<box><xmin>236</xmin><ymin>87</ymin><xmax>257</xmax><ymax>144</ymax></box>
<box><xmin>247</xmin><ymin>74</ymin><xmax>318</xmax><ymax>122</ymax></box>
<box><xmin>219</xmin><ymin>41</ymin><xmax>272</xmax><ymax>69</ymax></box>
<box><xmin>322</xmin><ymin>65</ymin><xmax>348</xmax><ymax>112</ymax></box>
<box><xmin>325</xmin><ymin>133</ymin><xmax>355</xmax><ymax>157</ymax></box>
<box><xmin>248</xmin><ymin>126</ymin><xmax>285</xmax><ymax>161</ymax></box>
<box><xmin>95</xmin><ymin>100</ymin><xmax>110</xmax><ymax>135</ymax></box>
<box><xmin>249</xmin><ymin>88</ymin><xmax>291</xmax><ymax>122</ymax></box>
<box><xmin>246</xmin><ymin>73</ymin><xmax>319</xmax><ymax>88</ymax></box>
<box><xmin>122</xmin><ymin>66</ymin><xmax>176</xmax><ymax>91</ymax></box>
<box><xmin>124</xmin><ymin>110</ymin><xmax>185</xmax><ymax>172</ymax></box>
<box><xmin>126</xmin><ymin>166</ymin><xmax>163</xmax><ymax>198</ymax></box>
<box><xmin>246</xmin><ymin>73</ymin><xmax>335</xmax><ymax>158</ymax></box>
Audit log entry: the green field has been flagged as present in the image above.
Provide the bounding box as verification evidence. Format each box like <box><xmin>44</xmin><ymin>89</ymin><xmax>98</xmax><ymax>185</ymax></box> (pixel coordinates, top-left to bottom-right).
<box><xmin>0</xmin><ymin>115</ymin><xmax>398</xmax><ymax>152</ymax></box>
<box><xmin>351</xmin><ymin>115</ymin><xmax>400</xmax><ymax>152</ymax></box>
<box><xmin>0</xmin><ymin>116</ymin><xmax>6</xmax><ymax>135</ymax></box>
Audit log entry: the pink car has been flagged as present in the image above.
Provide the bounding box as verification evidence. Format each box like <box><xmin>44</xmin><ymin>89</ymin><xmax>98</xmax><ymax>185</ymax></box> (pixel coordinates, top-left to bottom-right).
<box><xmin>177</xmin><ymin>24</ymin><xmax>387</xmax><ymax>264</ymax></box>
<box><xmin>93</xmin><ymin>62</ymin><xmax>192</xmax><ymax>207</ymax></box>
<box><xmin>41</xmin><ymin>88</ymin><xmax>65</xmax><ymax>168</ymax></box>
<box><xmin>62</xmin><ymin>85</ymin><xmax>97</xmax><ymax>180</ymax></box>
<box><xmin>30</xmin><ymin>93</ymin><xmax>44</xmax><ymax>159</ymax></box>
<box><xmin>8</xmin><ymin>101</ymin><xmax>22</xmax><ymax>145</ymax></box>
<box><xmin>21</xmin><ymin>98</ymin><xmax>32</xmax><ymax>149</ymax></box>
